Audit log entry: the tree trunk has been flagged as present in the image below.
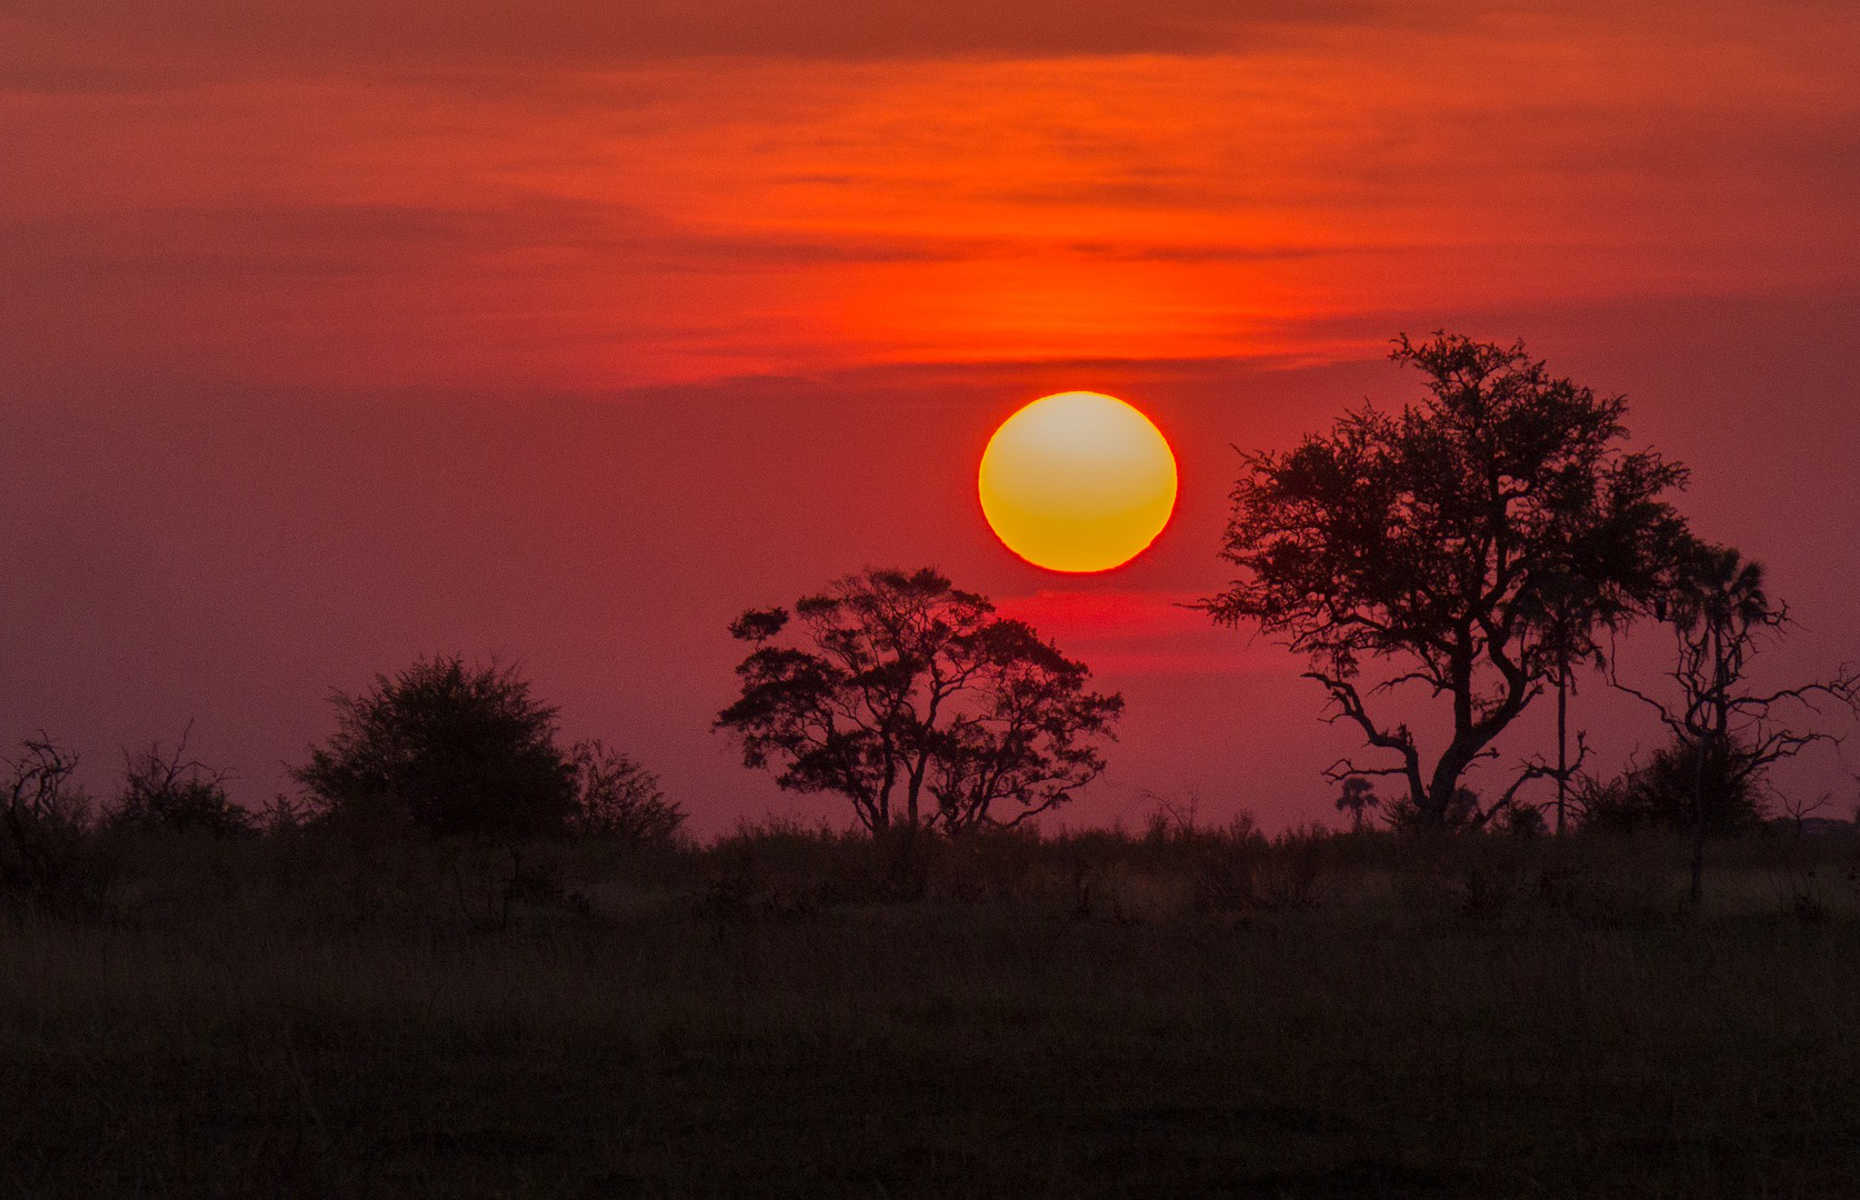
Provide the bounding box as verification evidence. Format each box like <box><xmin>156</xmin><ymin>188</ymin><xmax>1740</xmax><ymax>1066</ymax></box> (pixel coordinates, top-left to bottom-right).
<box><xmin>1689</xmin><ymin>734</ymin><xmax>1706</xmax><ymax>906</ymax></box>
<box><xmin>1690</xmin><ymin>623</ymin><xmax>1731</xmax><ymax>908</ymax></box>
<box><xmin>1425</xmin><ymin>744</ymin><xmax>1476</xmax><ymax>830</ymax></box>
<box><xmin>1555</xmin><ymin>658</ymin><xmax>1569</xmax><ymax>837</ymax></box>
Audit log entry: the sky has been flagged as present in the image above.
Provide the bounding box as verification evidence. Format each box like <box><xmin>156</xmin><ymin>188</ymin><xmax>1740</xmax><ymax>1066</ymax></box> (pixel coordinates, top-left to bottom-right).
<box><xmin>4</xmin><ymin>0</ymin><xmax>1858</xmax><ymax>833</ymax></box>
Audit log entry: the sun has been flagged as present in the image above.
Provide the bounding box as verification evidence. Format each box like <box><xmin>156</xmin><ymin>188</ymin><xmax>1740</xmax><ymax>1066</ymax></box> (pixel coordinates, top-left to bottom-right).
<box><xmin>978</xmin><ymin>391</ymin><xmax>1178</xmax><ymax>573</ymax></box>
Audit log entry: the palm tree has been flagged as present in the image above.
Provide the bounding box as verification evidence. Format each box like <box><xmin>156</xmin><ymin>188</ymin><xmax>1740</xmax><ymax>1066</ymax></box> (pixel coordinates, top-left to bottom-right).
<box><xmin>1664</xmin><ymin>545</ymin><xmax>1774</xmax><ymax>902</ymax></box>
<box><xmin>1334</xmin><ymin>776</ymin><xmax>1380</xmax><ymax>833</ymax></box>
<box><xmin>1616</xmin><ymin>538</ymin><xmax>1856</xmax><ymax>899</ymax></box>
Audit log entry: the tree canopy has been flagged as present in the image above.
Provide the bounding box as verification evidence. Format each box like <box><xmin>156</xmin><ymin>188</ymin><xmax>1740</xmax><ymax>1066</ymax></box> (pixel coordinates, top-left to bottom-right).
<box><xmin>716</xmin><ymin>567</ymin><xmax>1123</xmax><ymax>835</ymax></box>
<box><xmin>294</xmin><ymin>656</ymin><xmax>577</xmax><ymax>838</ymax></box>
<box><xmin>1205</xmin><ymin>332</ymin><xmax>1690</xmax><ymax>828</ymax></box>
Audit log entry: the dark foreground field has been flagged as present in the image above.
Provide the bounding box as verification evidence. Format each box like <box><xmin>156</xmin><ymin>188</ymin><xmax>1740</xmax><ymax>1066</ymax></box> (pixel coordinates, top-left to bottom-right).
<box><xmin>5</xmin><ymin>828</ymin><xmax>1860</xmax><ymax>1198</ymax></box>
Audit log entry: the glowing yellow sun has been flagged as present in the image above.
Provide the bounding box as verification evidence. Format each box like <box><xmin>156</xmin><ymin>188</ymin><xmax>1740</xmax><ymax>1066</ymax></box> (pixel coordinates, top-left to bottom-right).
<box><xmin>978</xmin><ymin>391</ymin><xmax>1178</xmax><ymax>573</ymax></box>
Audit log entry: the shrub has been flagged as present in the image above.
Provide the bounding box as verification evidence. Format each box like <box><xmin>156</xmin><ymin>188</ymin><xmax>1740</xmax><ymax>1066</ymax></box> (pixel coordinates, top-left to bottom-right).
<box><xmin>1382</xmin><ymin>786</ymin><xmax>1480</xmax><ymax>831</ymax></box>
<box><xmin>108</xmin><ymin>732</ymin><xmax>251</xmax><ymax>837</ymax></box>
<box><xmin>567</xmin><ymin>740</ymin><xmax>685</xmax><ymax>845</ymax></box>
<box><xmin>1577</xmin><ymin>737</ymin><xmax>1765</xmax><ymax>835</ymax></box>
<box><xmin>1</xmin><ymin>735</ymin><xmax>105</xmax><ymax>915</ymax></box>
<box><xmin>294</xmin><ymin>656</ymin><xmax>577</xmax><ymax>838</ymax></box>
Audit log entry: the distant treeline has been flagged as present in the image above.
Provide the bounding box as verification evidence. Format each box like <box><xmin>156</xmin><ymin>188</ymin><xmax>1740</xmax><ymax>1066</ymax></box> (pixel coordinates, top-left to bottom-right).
<box><xmin>5</xmin><ymin>760</ymin><xmax>1858</xmax><ymax>934</ymax></box>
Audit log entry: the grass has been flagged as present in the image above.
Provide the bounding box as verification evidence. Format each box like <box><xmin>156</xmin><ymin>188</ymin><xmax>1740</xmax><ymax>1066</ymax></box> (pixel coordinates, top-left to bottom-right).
<box><xmin>4</xmin><ymin>825</ymin><xmax>1860</xmax><ymax>1197</ymax></box>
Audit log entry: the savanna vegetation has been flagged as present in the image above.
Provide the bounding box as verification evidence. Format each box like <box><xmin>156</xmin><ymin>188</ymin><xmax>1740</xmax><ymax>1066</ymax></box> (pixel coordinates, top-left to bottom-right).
<box><xmin>7</xmin><ymin>332</ymin><xmax>1859</xmax><ymax>1197</ymax></box>
<box><xmin>5</xmin><ymin>802</ymin><xmax>1860</xmax><ymax>1198</ymax></box>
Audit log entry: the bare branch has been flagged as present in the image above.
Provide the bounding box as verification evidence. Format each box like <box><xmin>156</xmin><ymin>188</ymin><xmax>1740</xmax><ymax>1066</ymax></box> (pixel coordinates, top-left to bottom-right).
<box><xmin>1319</xmin><ymin>757</ymin><xmax>1414</xmax><ymax>782</ymax></box>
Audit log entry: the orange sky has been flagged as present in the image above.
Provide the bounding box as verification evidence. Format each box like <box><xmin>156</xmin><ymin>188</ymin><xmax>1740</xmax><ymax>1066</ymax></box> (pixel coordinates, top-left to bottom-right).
<box><xmin>4</xmin><ymin>0</ymin><xmax>1858</xmax><ymax>830</ymax></box>
<box><xmin>8</xmin><ymin>1</ymin><xmax>1857</xmax><ymax>387</ymax></box>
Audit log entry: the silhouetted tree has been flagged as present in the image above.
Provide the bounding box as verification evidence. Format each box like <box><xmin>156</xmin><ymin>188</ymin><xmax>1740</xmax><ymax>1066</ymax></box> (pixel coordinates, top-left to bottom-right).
<box><xmin>1205</xmin><ymin>332</ymin><xmax>1688</xmax><ymax>830</ymax></box>
<box><xmin>1</xmin><ymin>734</ymin><xmax>97</xmax><ymax>913</ymax></box>
<box><xmin>108</xmin><ymin>725</ymin><xmax>250</xmax><ymax>837</ymax></box>
<box><xmin>294</xmin><ymin>656</ymin><xmax>576</xmax><ymax>838</ymax></box>
<box><xmin>1517</xmin><ymin>521</ymin><xmax>1648</xmax><ymax>835</ymax></box>
<box><xmin>1333</xmin><ymin>776</ymin><xmax>1380</xmax><ymax>833</ymax></box>
<box><xmin>1613</xmin><ymin>542</ymin><xmax>1859</xmax><ymax>901</ymax></box>
<box><xmin>567</xmin><ymin>739</ymin><xmax>685</xmax><ymax>845</ymax></box>
<box><xmin>716</xmin><ymin>567</ymin><xmax>1123</xmax><ymax>837</ymax></box>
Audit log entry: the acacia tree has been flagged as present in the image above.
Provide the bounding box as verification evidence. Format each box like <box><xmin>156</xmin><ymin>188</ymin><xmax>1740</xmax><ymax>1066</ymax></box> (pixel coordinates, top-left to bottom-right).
<box><xmin>716</xmin><ymin>567</ymin><xmax>1123</xmax><ymax>836</ymax></box>
<box><xmin>1205</xmin><ymin>332</ymin><xmax>1689</xmax><ymax>829</ymax></box>
<box><xmin>1613</xmin><ymin>542</ymin><xmax>1859</xmax><ymax>901</ymax></box>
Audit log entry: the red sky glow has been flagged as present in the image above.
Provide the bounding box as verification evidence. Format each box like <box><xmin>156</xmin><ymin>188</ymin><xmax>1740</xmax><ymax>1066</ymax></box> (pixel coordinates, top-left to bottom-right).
<box><xmin>5</xmin><ymin>0</ymin><xmax>1858</xmax><ymax>832</ymax></box>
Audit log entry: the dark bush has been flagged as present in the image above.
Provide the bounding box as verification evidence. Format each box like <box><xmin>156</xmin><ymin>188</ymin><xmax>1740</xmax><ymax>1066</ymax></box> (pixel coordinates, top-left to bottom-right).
<box><xmin>568</xmin><ymin>740</ymin><xmax>685</xmax><ymax>845</ymax></box>
<box><xmin>294</xmin><ymin>656</ymin><xmax>577</xmax><ymax>838</ymax></box>
<box><xmin>1578</xmin><ymin>737</ymin><xmax>1765</xmax><ymax>835</ymax></box>
<box><xmin>1</xmin><ymin>735</ymin><xmax>106</xmax><ymax>915</ymax></box>
<box><xmin>108</xmin><ymin>733</ymin><xmax>251</xmax><ymax>837</ymax></box>
<box><xmin>1382</xmin><ymin>786</ymin><xmax>1480</xmax><ymax>832</ymax></box>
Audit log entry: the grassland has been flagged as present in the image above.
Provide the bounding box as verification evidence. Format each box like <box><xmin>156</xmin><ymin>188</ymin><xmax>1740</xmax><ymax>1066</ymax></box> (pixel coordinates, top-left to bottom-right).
<box><xmin>4</xmin><ymin>825</ymin><xmax>1859</xmax><ymax>1197</ymax></box>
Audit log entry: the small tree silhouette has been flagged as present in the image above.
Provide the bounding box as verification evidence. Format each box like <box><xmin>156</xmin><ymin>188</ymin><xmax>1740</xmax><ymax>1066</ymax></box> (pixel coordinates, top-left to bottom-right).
<box><xmin>1614</xmin><ymin>542</ymin><xmax>1859</xmax><ymax>902</ymax></box>
<box><xmin>1</xmin><ymin>734</ymin><xmax>97</xmax><ymax>913</ymax></box>
<box><xmin>567</xmin><ymin>739</ymin><xmax>685</xmax><ymax>845</ymax></box>
<box><xmin>108</xmin><ymin>724</ymin><xmax>250</xmax><ymax>837</ymax></box>
<box><xmin>1333</xmin><ymin>776</ymin><xmax>1380</xmax><ymax>833</ymax></box>
<box><xmin>294</xmin><ymin>656</ymin><xmax>576</xmax><ymax>838</ymax></box>
<box><xmin>716</xmin><ymin>567</ymin><xmax>1123</xmax><ymax>839</ymax></box>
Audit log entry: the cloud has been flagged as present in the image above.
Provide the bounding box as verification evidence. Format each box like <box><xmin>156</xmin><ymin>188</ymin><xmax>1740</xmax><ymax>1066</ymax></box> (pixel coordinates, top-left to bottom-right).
<box><xmin>1</xmin><ymin>1</ymin><xmax>1386</xmax><ymax>88</ymax></box>
<box><xmin>0</xmin><ymin>194</ymin><xmax>1027</xmax><ymax>283</ymax></box>
<box><xmin>5</xmin><ymin>1</ymin><xmax>1857</xmax><ymax>391</ymax></box>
